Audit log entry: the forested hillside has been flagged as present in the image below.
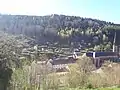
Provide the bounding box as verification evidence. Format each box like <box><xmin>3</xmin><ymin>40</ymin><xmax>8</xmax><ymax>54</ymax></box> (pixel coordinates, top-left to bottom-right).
<box><xmin>0</xmin><ymin>14</ymin><xmax>120</xmax><ymax>50</ymax></box>
<box><xmin>1</xmin><ymin>14</ymin><xmax>120</xmax><ymax>90</ymax></box>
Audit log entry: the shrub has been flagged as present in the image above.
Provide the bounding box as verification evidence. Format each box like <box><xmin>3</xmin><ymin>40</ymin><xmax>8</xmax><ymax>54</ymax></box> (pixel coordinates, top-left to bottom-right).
<box><xmin>67</xmin><ymin>57</ymin><xmax>95</xmax><ymax>88</ymax></box>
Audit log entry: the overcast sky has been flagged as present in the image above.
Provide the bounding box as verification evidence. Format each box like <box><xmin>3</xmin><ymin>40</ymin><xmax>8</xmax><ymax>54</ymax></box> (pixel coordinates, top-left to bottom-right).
<box><xmin>0</xmin><ymin>0</ymin><xmax>120</xmax><ymax>23</ymax></box>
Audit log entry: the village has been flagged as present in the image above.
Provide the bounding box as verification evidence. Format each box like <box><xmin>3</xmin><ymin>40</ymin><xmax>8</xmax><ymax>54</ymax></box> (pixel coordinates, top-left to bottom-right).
<box><xmin>19</xmin><ymin>41</ymin><xmax>120</xmax><ymax>75</ymax></box>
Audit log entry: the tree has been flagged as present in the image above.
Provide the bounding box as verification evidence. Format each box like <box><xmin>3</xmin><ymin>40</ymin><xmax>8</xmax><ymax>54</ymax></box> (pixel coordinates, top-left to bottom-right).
<box><xmin>68</xmin><ymin>57</ymin><xmax>95</xmax><ymax>88</ymax></box>
<box><xmin>103</xmin><ymin>25</ymin><xmax>120</xmax><ymax>52</ymax></box>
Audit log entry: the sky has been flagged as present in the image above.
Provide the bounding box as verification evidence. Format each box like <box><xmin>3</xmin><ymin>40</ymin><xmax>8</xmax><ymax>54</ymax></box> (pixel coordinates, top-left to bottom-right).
<box><xmin>0</xmin><ymin>0</ymin><xmax>120</xmax><ymax>23</ymax></box>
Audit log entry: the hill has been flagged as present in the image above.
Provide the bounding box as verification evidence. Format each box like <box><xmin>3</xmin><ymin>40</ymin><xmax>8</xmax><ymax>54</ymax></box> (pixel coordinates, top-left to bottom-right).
<box><xmin>0</xmin><ymin>14</ymin><xmax>120</xmax><ymax>50</ymax></box>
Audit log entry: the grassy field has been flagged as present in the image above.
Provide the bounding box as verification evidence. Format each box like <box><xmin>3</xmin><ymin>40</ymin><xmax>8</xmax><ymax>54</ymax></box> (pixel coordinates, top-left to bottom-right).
<box><xmin>9</xmin><ymin>57</ymin><xmax>120</xmax><ymax>90</ymax></box>
<box><xmin>58</xmin><ymin>87</ymin><xmax>120</xmax><ymax>90</ymax></box>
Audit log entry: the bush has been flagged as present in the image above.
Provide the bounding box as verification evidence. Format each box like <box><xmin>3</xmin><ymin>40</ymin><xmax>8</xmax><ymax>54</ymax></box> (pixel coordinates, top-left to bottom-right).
<box><xmin>67</xmin><ymin>57</ymin><xmax>95</xmax><ymax>88</ymax></box>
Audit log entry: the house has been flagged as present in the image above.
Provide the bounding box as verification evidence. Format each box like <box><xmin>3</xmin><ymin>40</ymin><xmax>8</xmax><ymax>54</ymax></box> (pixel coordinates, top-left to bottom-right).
<box><xmin>73</xmin><ymin>51</ymin><xmax>81</xmax><ymax>59</ymax></box>
<box><xmin>39</xmin><ymin>45</ymin><xmax>48</xmax><ymax>51</ymax></box>
<box><xmin>85</xmin><ymin>52</ymin><xmax>118</xmax><ymax>59</ymax></box>
<box><xmin>31</xmin><ymin>60</ymin><xmax>53</xmax><ymax>75</ymax></box>
<box><xmin>85</xmin><ymin>52</ymin><xmax>119</xmax><ymax>68</ymax></box>
<box><xmin>21</xmin><ymin>48</ymin><xmax>30</xmax><ymax>56</ymax></box>
<box><xmin>47</xmin><ymin>56</ymin><xmax>76</xmax><ymax>72</ymax></box>
<box><xmin>32</xmin><ymin>52</ymin><xmax>78</xmax><ymax>73</ymax></box>
<box><xmin>33</xmin><ymin>45</ymin><xmax>38</xmax><ymax>51</ymax></box>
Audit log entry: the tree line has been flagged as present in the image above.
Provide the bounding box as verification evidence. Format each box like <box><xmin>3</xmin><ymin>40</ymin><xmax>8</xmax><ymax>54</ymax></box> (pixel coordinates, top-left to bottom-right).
<box><xmin>0</xmin><ymin>14</ymin><xmax>120</xmax><ymax>50</ymax></box>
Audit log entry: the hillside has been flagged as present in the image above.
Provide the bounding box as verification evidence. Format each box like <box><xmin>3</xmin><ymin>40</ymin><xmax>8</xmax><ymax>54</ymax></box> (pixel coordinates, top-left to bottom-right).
<box><xmin>1</xmin><ymin>14</ymin><xmax>120</xmax><ymax>90</ymax></box>
<box><xmin>0</xmin><ymin>14</ymin><xmax>120</xmax><ymax>50</ymax></box>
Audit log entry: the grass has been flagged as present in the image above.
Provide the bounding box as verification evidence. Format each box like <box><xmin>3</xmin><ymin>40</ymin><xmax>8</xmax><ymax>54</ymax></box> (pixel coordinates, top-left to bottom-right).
<box><xmin>9</xmin><ymin>57</ymin><xmax>120</xmax><ymax>90</ymax></box>
<box><xmin>58</xmin><ymin>87</ymin><xmax>120</xmax><ymax>90</ymax></box>
<box><xmin>97</xmin><ymin>88</ymin><xmax>120</xmax><ymax>90</ymax></box>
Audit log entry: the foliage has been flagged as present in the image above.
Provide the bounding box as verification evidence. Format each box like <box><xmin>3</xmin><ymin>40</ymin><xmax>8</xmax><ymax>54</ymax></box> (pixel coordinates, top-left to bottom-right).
<box><xmin>0</xmin><ymin>14</ymin><xmax>120</xmax><ymax>90</ymax></box>
<box><xmin>67</xmin><ymin>57</ymin><xmax>95</xmax><ymax>88</ymax></box>
<box><xmin>0</xmin><ymin>14</ymin><xmax>120</xmax><ymax>49</ymax></box>
<box><xmin>0</xmin><ymin>66</ymin><xmax>12</xmax><ymax>90</ymax></box>
<box><xmin>0</xmin><ymin>32</ymin><xmax>28</xmax><ymax>90</ymax></box>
